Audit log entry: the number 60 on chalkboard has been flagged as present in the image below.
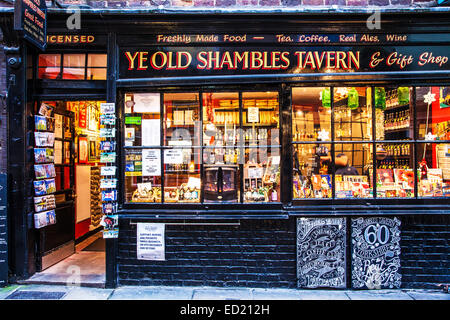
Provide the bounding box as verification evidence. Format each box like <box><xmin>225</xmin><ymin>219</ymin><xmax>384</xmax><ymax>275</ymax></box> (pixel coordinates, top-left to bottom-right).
<box><xmin>364</xmin><ymin>224</ymin><xmax>390</xmax><ymax>245</ymax></box>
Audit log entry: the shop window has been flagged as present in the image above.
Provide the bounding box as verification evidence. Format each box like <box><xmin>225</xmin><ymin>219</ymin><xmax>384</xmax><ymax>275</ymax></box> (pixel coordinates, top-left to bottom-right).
<box><xmin>376</xmin><ymin>142</ymin><xmax>414</xmax><ymax>198</ymax></box>
<box><xmin>124</xmin><ymin>91</ymin><xmax>281</xmax><ymax>204</ymax></box>
<box><xmin>202</xmin><ymin>92</ymin><xmax>241</xmax><ymax>203</ymax></box>
<box><xmin>292</xmin><ymin>87</ymin><xmax>331</xmax><ymax>142</ymax></box>
<box><xmin>334</xmin><ymin>87</ymin><xmax>372</xmax><ymax>141</ymax></box>
<box><xmin>38</xmin><ymin>54</ymin><xmax>61</xmax><ymax>79</ymax></box>
<box><xmin>87</xmin><ymin>54</ymin><xmax>108</xmax><ymax>80</ymax></box>
<box><xmin>416</xmin><ymin>86</ymin><xmax>450</xmax><ymax>140</ymax></box>
<box><xmin>124</xmin><ymin>93</ymin><xmax>162</xmax><ymax>203</ymax></box>
<box><xmin>63</xmin><ymin>54</ymin><xmax>86</xmax><ymax>80</ymax></box>
<box><xmin>163</xmin><ymin>93</ymin><xmax>201</xmax><ymax>203</ymax></box>
<box><xmin>292</xmin><ymin>85</ymin><xmax>450</xmax><ymax>200</ymax></box>
<box><xmin>334</xmin><ymin>143</ymin><xmax>373</xmax><ymax>198</ymax></box>
<box><xmin>242</xmin><ymin>92</ymin><xmax>280</xmax><ymax>203</ymax></box>
<box><xmin>38</xmin><ymin>53</ymin><xmax>107</xmax><ymax>80</ymax></box>
<box><xmin>293</xmin><ymin>143</ymin><xmax>332</xmax><ymax>199</ymax></box>
<box><xmin>377</xmin><ymin>86</ymin><xmax>413</xmax><ymax>141</ymax></box>
<box><xmin>417</xmin><ymin>143</ymin><xmax>450</xmax><ymax>197</ymax></box>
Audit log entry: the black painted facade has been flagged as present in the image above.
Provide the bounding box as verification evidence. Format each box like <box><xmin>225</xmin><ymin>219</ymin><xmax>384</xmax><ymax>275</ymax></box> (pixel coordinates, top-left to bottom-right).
<box><xmin>0</xmin><ymin>9</ymin><xmax>449</xmax><ymax>289</ymax></box>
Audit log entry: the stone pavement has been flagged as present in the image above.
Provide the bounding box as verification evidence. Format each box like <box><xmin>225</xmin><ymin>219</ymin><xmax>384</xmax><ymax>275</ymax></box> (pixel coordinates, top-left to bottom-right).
<box><xmin>0</xmin><ymin>284</ymin><xmax>449</xmax><ymax>300</ymax></box>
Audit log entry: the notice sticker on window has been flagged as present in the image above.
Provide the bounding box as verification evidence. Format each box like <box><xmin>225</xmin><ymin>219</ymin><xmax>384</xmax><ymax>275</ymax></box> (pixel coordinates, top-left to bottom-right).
<box><xmin>142</xmin><ymin>149</ymin><xmax>161</xmax><ymax>176</ymax></box>
<box><xmin>247</xmin><ymin>107</ymin><xmax>259</xmax><ymax>123</ymax></box>
<box><xmin>133</xmin><ymin>93</ymin><xmax>160</xmax><ymax>113</ymax></box>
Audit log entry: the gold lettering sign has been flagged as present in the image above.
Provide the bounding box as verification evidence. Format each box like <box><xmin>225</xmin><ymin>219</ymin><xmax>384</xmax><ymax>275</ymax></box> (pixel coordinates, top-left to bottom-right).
<box><xmin>124</xmin><ymin>50</ymin><xmax>361</xmax><ymax>71</ymax></box>
<box><xmin>47</xmin><ymin>35</ymin><xmax>95</xmax><ymax>44</ymax></box>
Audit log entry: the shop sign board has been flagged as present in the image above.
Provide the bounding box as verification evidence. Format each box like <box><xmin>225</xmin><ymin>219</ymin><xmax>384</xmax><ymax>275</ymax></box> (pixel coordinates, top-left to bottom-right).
<box><xmin>297</xmin><ymin>218</ymin><xmax>347</xmax><ymax>288</ymax></box>
<box><xmin>0</xmin><ymin>174</ymin><xmax>7</xmax><ymax>287</ymax></box>
<box><xmin>137</xmin><ymin>223</ymin><xmax>165</xmax><ymax>261</ymax></box>
<box><xmin>14</xmin><ymin>0</ymin><xmax>47</xmax><ymax>50</ymax></box>
<box><xmin>120</xmin><ymin>44</ymin><xmax>450</xmax><ymax>79</ymax></box>
<box><xmin>351</xmin><ymin>217</ymin><xmax>401</xmax><ymax>289</ymax></box>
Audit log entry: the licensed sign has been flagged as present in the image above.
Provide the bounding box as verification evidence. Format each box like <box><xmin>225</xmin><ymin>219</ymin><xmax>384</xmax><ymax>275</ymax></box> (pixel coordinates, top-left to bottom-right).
<box><xmin>14</xmin><ymin>0</ymin><xmax>47</xmax><ymax>50</ymax></box>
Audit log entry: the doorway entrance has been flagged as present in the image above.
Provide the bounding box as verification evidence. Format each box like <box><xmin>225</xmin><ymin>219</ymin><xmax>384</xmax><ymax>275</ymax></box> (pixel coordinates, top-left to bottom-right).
<box><xmin>26</xmin><ymin>100</ymin><xmax>106</xmax><ymax>287</ymax></box>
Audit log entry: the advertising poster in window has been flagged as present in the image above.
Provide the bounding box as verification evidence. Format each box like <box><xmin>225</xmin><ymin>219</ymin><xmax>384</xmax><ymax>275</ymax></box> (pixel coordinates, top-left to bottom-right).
<box><xmin>54</xmin><ymin>114</ymin><xmax>63</xmax><ymax>139</ymax></box>
<box><xmin>78</xmin><ymin>103</ymin><xmax>87</xmax><ymax>129</ymax></box>
<box><xmin>137</xmin><ymin>223</ymin><xmax>165</xmax><ymax>261</ymax></box>
<box><xmin>78</xmin><ymin>136</ymin><xmax>88</xmax><ymax>163</ymax></box>
<box><xmin>141</xmin><ymin>119</ymin><xmax>160</xmax><ymax>146</ymax></box>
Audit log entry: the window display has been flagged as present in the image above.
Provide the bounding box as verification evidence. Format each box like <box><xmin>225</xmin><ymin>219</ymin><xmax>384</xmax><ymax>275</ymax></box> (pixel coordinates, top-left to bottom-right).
<box><xmin>124</xmin><ymin>91</ymin><xmax>281</xmax><ymax>203</ymax></box>
<box><xmin>334</xmin><ymin>87</ymin><xmax>372</xmax><ymax>141</ymax></box>
<box><xmin>292</xmin><ymin>85</ymin><xmax>450</xmax><ymax>200</ymax></box>
<box><xmin>417</xmin><ymin>143</ymin><xmax>450</xmax><ymax>197</ymax></box>
<box><xmin>242</xmin><ymin>92</ymin><xmax>280</xmax><ymax>203</ymax></box>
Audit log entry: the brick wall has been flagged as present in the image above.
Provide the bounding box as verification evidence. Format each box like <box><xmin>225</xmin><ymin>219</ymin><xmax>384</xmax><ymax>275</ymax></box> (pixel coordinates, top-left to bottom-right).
<box><xmin>401</xmin><ymin>215</ymin><xmax>450</xmax><ymax>289</ymax></box>
<box><xmin>45</xmin><ymin>0</ymin><xmax>436</xmax><ymax>8</ymax></box>
<box><xmin>118</xmin><ymin>215</ymin><xmax>449</xmax><ymax>289</ymax></box>
<box><xmin>118</xmin><ymin>218</ymin><xmax>298</xmax><ymax>288</ymax></box>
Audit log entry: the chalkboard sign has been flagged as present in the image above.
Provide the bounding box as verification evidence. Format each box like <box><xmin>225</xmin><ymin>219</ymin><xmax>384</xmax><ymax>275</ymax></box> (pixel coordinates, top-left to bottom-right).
<box><xmin>297</xmin><ymin>218</ymin><xmax>347</xmax><ymax>288</ymax></box>
<box><xmin>0</xmin><ymin>174</ymin><xmax>7</xmax><ymax>287</ymax></box>
<box><xmin>351</xmin><ymin>217</ymin><xmax>401</xmax><ymax>289</ymax></box>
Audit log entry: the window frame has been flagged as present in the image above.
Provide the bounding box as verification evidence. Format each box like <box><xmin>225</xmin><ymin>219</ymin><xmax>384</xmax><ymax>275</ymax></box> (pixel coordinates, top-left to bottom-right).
<box><xmin>120</xmin><ymin>86</ymin><xmax>284</xmax><ymax>210</ymax></box>
<box><xmin>290</xmin><ymin>84</ymin><xmax>450</xmax><ymax>205</ymax></box>
<box><xmin>37</xmin><ymin>52</ymin><xmax>108</xmax><ymax>81</ymax></box>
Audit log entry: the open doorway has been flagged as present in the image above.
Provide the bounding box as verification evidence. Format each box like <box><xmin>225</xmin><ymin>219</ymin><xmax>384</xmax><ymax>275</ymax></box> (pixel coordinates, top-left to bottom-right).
<box><xmin>26</xmin><ymin>100</ymin><xmax>106</xmax><ymax>287</ymax></box>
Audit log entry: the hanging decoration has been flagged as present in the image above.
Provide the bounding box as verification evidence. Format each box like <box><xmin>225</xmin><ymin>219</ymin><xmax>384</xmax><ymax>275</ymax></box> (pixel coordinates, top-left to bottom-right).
<box><xmin>422</xmin><ymin>90</ymin><xmax>437</xmax><ymax>160</ymax></box>
<box><xmin>347</xmin><ymin>87</ymin><xmax>359</xmax><ymax>110</ymax></box>
<box><xmin>397</xmin><ymin>87</ymin><xmax>410</xmax><ymax>105</ymax></box>
<box><xmin>320</xmin><ymin>88</ymin><xmax>331</xmax><ymax>108</ymax></box>
<box><xmin>317</xmin><ymin>128</ymin><xmax>330</xmax><ymax>141</ymax></box>
<box><xmin>374</xmin><ymin>87</ymin><xmax>386</xmax><ymax>110</ymax></box>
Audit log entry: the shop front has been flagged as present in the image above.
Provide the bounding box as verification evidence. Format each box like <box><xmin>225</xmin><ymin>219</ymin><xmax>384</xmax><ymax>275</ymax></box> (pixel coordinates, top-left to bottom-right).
<box><xmin>3</xmin><ymin>10</ymin><xmax>450</xmax><ymax>289</ymax></box>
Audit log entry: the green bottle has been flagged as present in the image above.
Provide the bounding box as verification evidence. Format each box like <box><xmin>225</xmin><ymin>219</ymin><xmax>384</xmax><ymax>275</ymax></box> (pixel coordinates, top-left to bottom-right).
<box><xmin>348</xmin><ymin>87</ymin><xmax>359</xmax><ymax>110</ymax></box>
<box><xmin>397</xmin><ymin>87</ymin><xmax>410</xmax><ymax>105</ymax></box>
<box><xmin>321</xmin><ymin>88</ymin><xmax>331</xmax><ymax>108</ymax></box>
<box><xmin>375</xmin><ymin>87</ymin><xmax>386</xmax><ymax>110</ymax></box>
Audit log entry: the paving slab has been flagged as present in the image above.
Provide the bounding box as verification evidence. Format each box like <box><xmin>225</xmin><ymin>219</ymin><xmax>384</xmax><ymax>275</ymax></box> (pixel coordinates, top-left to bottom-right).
<box><xmin>62</xmin><ymin>286</ymin><xmax>114</xmax><ymax>300</ymax></box>
<box><xmin>192</xmin><ymin>288</ymin><xmax>253</xmax><ymax>300</ymax></box>
<box><xmin>0</xmin><ymin>285</ymin><xmax>20</xmax><ymax>299</ymax></box>
<box><xmin>346</xmin><ymin>290</ymin><xmax>413</xmax><ymax>300</ymax></box>
<box><xmin>405</xmin><ymin>290</ymin><xmax>450</xmax><ymax>300</ymax></box>
<box><xmin>109</xmin><ymin>286</ymin><xmax>194</xmax><ymax>300</ymax></box>
<box><xmin>251</xmin><ymin>288</ymin><xmax>303</xmax><ymax>300</ymax></box>
<box><xmin>296</xmin><ymin>290</ymin><xmax>350</xmax><ymax>300</ymax></box>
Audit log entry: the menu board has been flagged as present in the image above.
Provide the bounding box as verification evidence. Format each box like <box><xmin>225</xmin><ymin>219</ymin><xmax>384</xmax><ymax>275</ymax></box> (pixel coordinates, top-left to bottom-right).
<box><xmin>297</xmin><ymin>218</ymin><xmax>347</xmax><ymax>288</ymax></box>
<box><xmin>351</xmin><ymin>217</ymin><xmax>402</xmax><ymax>289</ymax></box>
